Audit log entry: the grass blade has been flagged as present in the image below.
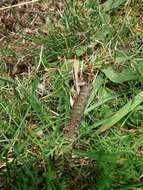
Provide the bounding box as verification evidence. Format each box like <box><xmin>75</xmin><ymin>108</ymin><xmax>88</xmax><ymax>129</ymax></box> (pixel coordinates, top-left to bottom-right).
<box><xmin>98</xmin><ymin>91</ymin><xmax>143</xmax><ymax>133</ymax></box>
<box><xmin>0</xmin><ymin>77</ymin><xmax>17</xmax><ymax>85</ymax></box>
<box><xmin>85</xmin><ymin>95</ymin><xmax>118</xmax><ymax>114</ymax></box>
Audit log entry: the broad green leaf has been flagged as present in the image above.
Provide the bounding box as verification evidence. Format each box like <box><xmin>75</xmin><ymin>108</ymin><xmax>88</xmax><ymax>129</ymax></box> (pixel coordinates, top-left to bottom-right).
<box><xmin>98</xmin><ymin>87</ymin><xmax>117</xmax><ymax>100</ymax></box>
<box><xmin>95</xmin><ymin>25</ymin><xmax>112</xmax><ymax>41</ymax></box>
<box><xmin>98</xmin><ymin>91</ymin><xmax>143</xmax><ymax>133</ymax></box>
<box><xmin>115</xmin><ymin>50</ymin><xmax>129</xmax><ymax>63</ymax></box>
<box><xmin>101</xmin><ymin>67</ymin><xmax>138</xmax><ymax>83</ymax></box>
<box><xmin>103</xmin><ymin>0</ymin><xmax>126</xmax><ymax>12</ymax></box>
<box><xmin>100</xmin><ymin>105</ymin><xmax>114</xmax><ymax>118</ymax></box>
<box><xmin>134</xmin><ymin>60</ymin><xmax>143</xmax><ymax>82</ymax></box>
<box><xmin>99</xmin><ymin>11</ymin><xmax>110</xmax><ymax>25</ymax></box>
<box><xmin>75</xmin><ymin>46</ymin><xmax>87</xmax><ymax>56</ymax></box>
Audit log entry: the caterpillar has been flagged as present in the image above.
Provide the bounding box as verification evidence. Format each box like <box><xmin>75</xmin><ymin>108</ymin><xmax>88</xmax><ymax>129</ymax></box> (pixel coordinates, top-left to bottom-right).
<box><xmin>64</xmin><ymin>83</ymin><xmax>92</xmax><ymax>143</ymax></box>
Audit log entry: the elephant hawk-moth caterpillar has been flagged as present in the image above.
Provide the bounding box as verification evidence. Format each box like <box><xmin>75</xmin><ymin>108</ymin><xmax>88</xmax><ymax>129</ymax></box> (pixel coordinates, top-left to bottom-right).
<box><xmin>64</xmin><ymin>83</ymin><xmax>92</xmax><ymax>143</ymax></box>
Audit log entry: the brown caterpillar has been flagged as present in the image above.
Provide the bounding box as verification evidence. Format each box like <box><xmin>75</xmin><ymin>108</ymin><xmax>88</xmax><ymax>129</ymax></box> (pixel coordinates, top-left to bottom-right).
<box><xmin>64</xmin><ymin>83</ymin><xmax>93</xmax><ymax>143</ymax></box>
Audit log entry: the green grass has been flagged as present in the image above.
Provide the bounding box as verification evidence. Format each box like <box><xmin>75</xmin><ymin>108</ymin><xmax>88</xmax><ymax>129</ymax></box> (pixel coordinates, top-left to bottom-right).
<box><xmin>0</xmin><ymin>0</ymin><xmax>143</xmax><ymax>189</ymax></box>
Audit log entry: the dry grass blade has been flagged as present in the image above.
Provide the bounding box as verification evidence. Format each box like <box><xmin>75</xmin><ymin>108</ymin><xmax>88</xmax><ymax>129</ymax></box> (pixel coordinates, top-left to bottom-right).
<box><xmin>0</xmin><ymin>0</ymin><xmax>40</xmax><ymax>11</ymax></box>
<box><xmin>73</xmin><ymin>58</ymin><xmax>80</xmax><ymax>94</ymax></box>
